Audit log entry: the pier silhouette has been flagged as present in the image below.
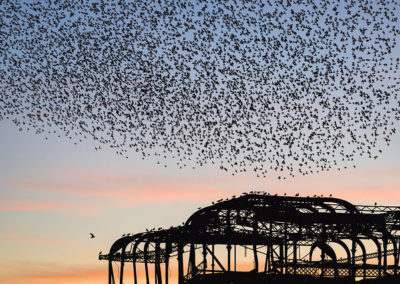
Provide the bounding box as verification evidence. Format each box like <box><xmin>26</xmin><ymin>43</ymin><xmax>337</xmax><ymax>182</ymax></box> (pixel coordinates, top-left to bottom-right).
<box><xmin>100</xmin><ymin>192</ymin><xmax>400</xmax><ymax>283</ymax></box>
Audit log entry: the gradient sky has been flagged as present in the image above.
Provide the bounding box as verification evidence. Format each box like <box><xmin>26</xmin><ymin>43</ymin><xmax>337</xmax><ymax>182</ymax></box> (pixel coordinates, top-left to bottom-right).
<box><xmin>1</xmin><ymin>112</ymin><xmax>399</xmax><ymax>283</ymax></box>
<box><xmin>1</xmin><ymin>1</ymin><xmax>400</xmax><ymax>283</ymax></box>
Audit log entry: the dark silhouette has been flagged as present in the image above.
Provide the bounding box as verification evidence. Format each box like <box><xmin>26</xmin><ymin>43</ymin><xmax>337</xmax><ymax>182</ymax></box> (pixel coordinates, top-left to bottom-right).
<box><xmin>90</xmin><ymin>233</ymin><xmax>95</xmax><ymax>239</ymax></box>
<box><xmin>100</xmin><ymin>192</ymin><xmax>400</xmax><ymax>283</ymax></box>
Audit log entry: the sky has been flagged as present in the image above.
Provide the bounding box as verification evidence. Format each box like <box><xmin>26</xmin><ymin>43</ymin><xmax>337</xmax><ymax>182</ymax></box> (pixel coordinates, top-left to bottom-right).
<box><xmin>0</xmin><ymin>113</ymin><xmax>399</xmax><ymax>283</ymax></box>
<box><xmin>1</xmin><ymin>0</ymin><xmax>400</xmax><ymax>283</ymax></box>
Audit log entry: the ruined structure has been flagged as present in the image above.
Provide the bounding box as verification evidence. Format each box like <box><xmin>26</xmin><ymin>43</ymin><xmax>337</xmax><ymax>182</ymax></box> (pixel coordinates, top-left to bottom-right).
<box><xmin>100</xmin><ymin>192</ymin><xmax>400</xmax><ymax>283</ymax></box>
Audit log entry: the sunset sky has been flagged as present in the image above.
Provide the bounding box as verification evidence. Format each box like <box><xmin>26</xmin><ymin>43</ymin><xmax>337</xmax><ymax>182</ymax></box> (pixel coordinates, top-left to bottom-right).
<box><xmin>1</xmin><ymin>112</ymin><xmax>400</xmax><ymax>283</ymax></box>
<box><xmin>1</xmin><ymin>0</ymin><xmax>400</xmax><ymax>283</ymax></box>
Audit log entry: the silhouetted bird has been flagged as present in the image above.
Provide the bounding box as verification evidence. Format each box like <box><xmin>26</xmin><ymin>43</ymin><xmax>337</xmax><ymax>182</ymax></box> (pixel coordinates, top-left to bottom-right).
<box><xmin>1</xmin><ymin>0</ymin><xmax>399</xmax><ymax>179</ymax></box>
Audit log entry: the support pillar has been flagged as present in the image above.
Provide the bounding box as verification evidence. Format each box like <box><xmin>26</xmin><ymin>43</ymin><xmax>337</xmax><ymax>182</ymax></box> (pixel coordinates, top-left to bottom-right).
<box><xmin>109</xmin><ymin>259</ymin><xmax>115</xmax><ymax>284</ymax></box>
<box><xmin>227</xmin><ymin>244</ymin><xmax>232</xmax><ymax>272</ymax></box>
<box><xmin>212</xmin><ymin>244</ymin><xmax>215</xmax><ymax>274</ymax></box>
<box><xmin>351</xmin><ymin>238</ymin><xmax>356</xmax><ymax>279</ymax></box>
<box><xmin>189</xmin><ymin>243</ymin><xmax>196</xmax><ymax>275</ymax></box>
<box><xmin>202</xmin><ymin>244</ymin><xmax>207</xmax><ymax>275</ymax></box>
<box><xmin>144</xmin><ymin>241</ymin><xmax>150</xmax><ymax>284</ymax></box>
<box><xmin>253</xmin><ymin>244</ymin><xmax>258</xmax><ymax>272</ymax></box>
<box><xmin>120</xmin><ymin>253</ymin><xmax>125</xmax><ymax>284</ymax></box>
<box><xmin>383</xmin><ymin>238</ymin><xmax>388</xmax><ymax>275</ymax></box>
<box><xmin>234</xmin><ymin>244</ymin><xmax>237</xmax><ymax>272</ymax></box>
<box><xmin>284</xmin><ymin>222</ymin><xmax>288</xmax><ymax>274</ymax></box>
<box><xmin>133</xmin><ymin>260</ymin><xmax>137</xmax><ymax>284</ymax></box>
<box><xmin>321</xmin><ymin>246</ymin><xmax>326</xmax><ymax>277</ymax></box>
<box><xmin>178</xmin><ymin>243</ymin><xmax>184</xmax><ymax>284</ymax></box>
<box><xmin>165</xmin><ymin>242</ymin><xmax>171</xmax><ymax>284</ymax></box>
<box><xmin>264</xmin><ymin>245</ymin><xmax>270</xmax><ymax>273</ymax></box>
<box><xmin>293</xmin><ymin>241</ymin><xmax>297</xmax><ymax>275</ymax></box>
<box><xmin>155</xmin><ymin>242</ymin><xmax>162</xmax><ymax>284</ymax></box>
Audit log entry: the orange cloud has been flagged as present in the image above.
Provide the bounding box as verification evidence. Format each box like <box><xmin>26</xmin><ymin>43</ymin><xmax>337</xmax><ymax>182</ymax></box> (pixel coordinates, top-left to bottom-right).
<box><xmin>333</xmin><ymin>185</ymin><xmax>400</xmax><ymax>205</ymax></box>
<box><xmin>1</xmin><ymin>262</ymin><xmax>175</xmax><ymax>284</ymax></box>
<box><xmin>0</xmin><ymin>174</ymin><xmax>231</xmax><ymax>216</ymax></box>
<box><xmin>2</xmin><ymin>267</ymin><xmax>106</xmax><ymax>284</ymax></box>
<box><xmin>3</xmin><ymin>165</ymin><xmax>399</xmax><ymax>215</ymax></box>
<box><xmin>10</xmin><ymin>179</ymin><xmax>224</xmax><ymax>200</ymax></box>
<box><xmin>0</xmin><ymin>201</ymin><xmax>57</xmax><ymax>211</ymax></box>
<box><xmin>6</xmin><ymin>170</ymin><xmax>230</xmax><ymax>206</ymax></box>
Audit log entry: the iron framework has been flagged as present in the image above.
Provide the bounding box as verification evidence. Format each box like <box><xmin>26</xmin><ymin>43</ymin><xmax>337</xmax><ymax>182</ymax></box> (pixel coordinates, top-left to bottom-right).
<box><xmin>100</xmin><ymin>192</ymin><xmax>400</xmax><ymax>283</ymax></box>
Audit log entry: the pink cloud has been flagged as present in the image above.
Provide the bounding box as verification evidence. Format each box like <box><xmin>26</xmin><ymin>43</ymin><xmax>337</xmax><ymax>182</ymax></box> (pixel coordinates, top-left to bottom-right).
<box><xmin>0</xmin><ymin>170</ymin><xmax>233</xmax><ymax>215</ymax></box>
<box><xmin>0</xmin><ymin>200</ymin><xmax>104</xmax><ymax>216</ymax></box>
<box><xmin>2</xmin><ymin>235</ymin><xmax>71</xmax><ymax>246</ymax></box>
<box><xmin>8</xmin><ymin>181</ymin><xmax>228</xmax><ymax>208</ymax></box>
<box><xmin>3</xmin><ymin>165</ymin><xmax>399</xmax><ymax>215</ymax></box>
<box><xmin>0</xmin><ymin>201</ymin><xmax>57</xmax><ymax>211</ymax></box>
<box><xmin>334</xmin><ymin>185</ymin><xmax>400</xmax><ymax>205</ymax></box>
<box><xmin>5</xmin><ymin>169</ymin><xmax>230</xmax><ymax>206</ymax></box>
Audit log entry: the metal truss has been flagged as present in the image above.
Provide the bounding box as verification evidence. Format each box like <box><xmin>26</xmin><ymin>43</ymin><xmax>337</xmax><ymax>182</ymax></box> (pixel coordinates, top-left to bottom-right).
<box><xmin>100</xmin><ymin>192</ymin><xmax>400</xmax><ymax>283</ymax></box>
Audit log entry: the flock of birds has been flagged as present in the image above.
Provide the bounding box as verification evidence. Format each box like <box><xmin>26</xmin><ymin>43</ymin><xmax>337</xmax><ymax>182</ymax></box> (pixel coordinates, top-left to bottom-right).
<box><xmin>1</xmin><ymin>0</ymin><xmax>400</xmax><ymax>178</ymax></box>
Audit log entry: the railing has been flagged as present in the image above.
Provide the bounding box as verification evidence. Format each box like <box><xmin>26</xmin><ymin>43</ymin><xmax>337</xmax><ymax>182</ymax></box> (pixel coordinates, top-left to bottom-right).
<box><xmin>280</xmin><ymin>262</ymin><xmax>399</xmax><ymax>278</ymax></box>
<box><xmin>99</xmin><ymin>245</ymin><xmax>179</xmax><ymax>263</ymax></box>
<box><xmin>337</xmin><ymin>249</ymin><xmax>396</xmax><ymax>263</ymax></box>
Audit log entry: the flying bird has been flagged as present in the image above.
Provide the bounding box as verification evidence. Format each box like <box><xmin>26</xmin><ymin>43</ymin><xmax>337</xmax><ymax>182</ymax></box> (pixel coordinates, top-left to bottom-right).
<box><xmin>1</xmin><ymin>0</ymin><xmax>399</xmax><ymax>179</ymax></box>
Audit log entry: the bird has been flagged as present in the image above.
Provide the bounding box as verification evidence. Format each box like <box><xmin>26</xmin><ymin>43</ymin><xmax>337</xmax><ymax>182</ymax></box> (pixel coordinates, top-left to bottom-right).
<box><xmin>90</xmin><ymin>233</ymin><xmax>95</xmax><ymax>239</ymax></box>
<box><xmin>0</xmin><ymin>0</ymin><xmax>398</xmax><ymax>180</ymax></box>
